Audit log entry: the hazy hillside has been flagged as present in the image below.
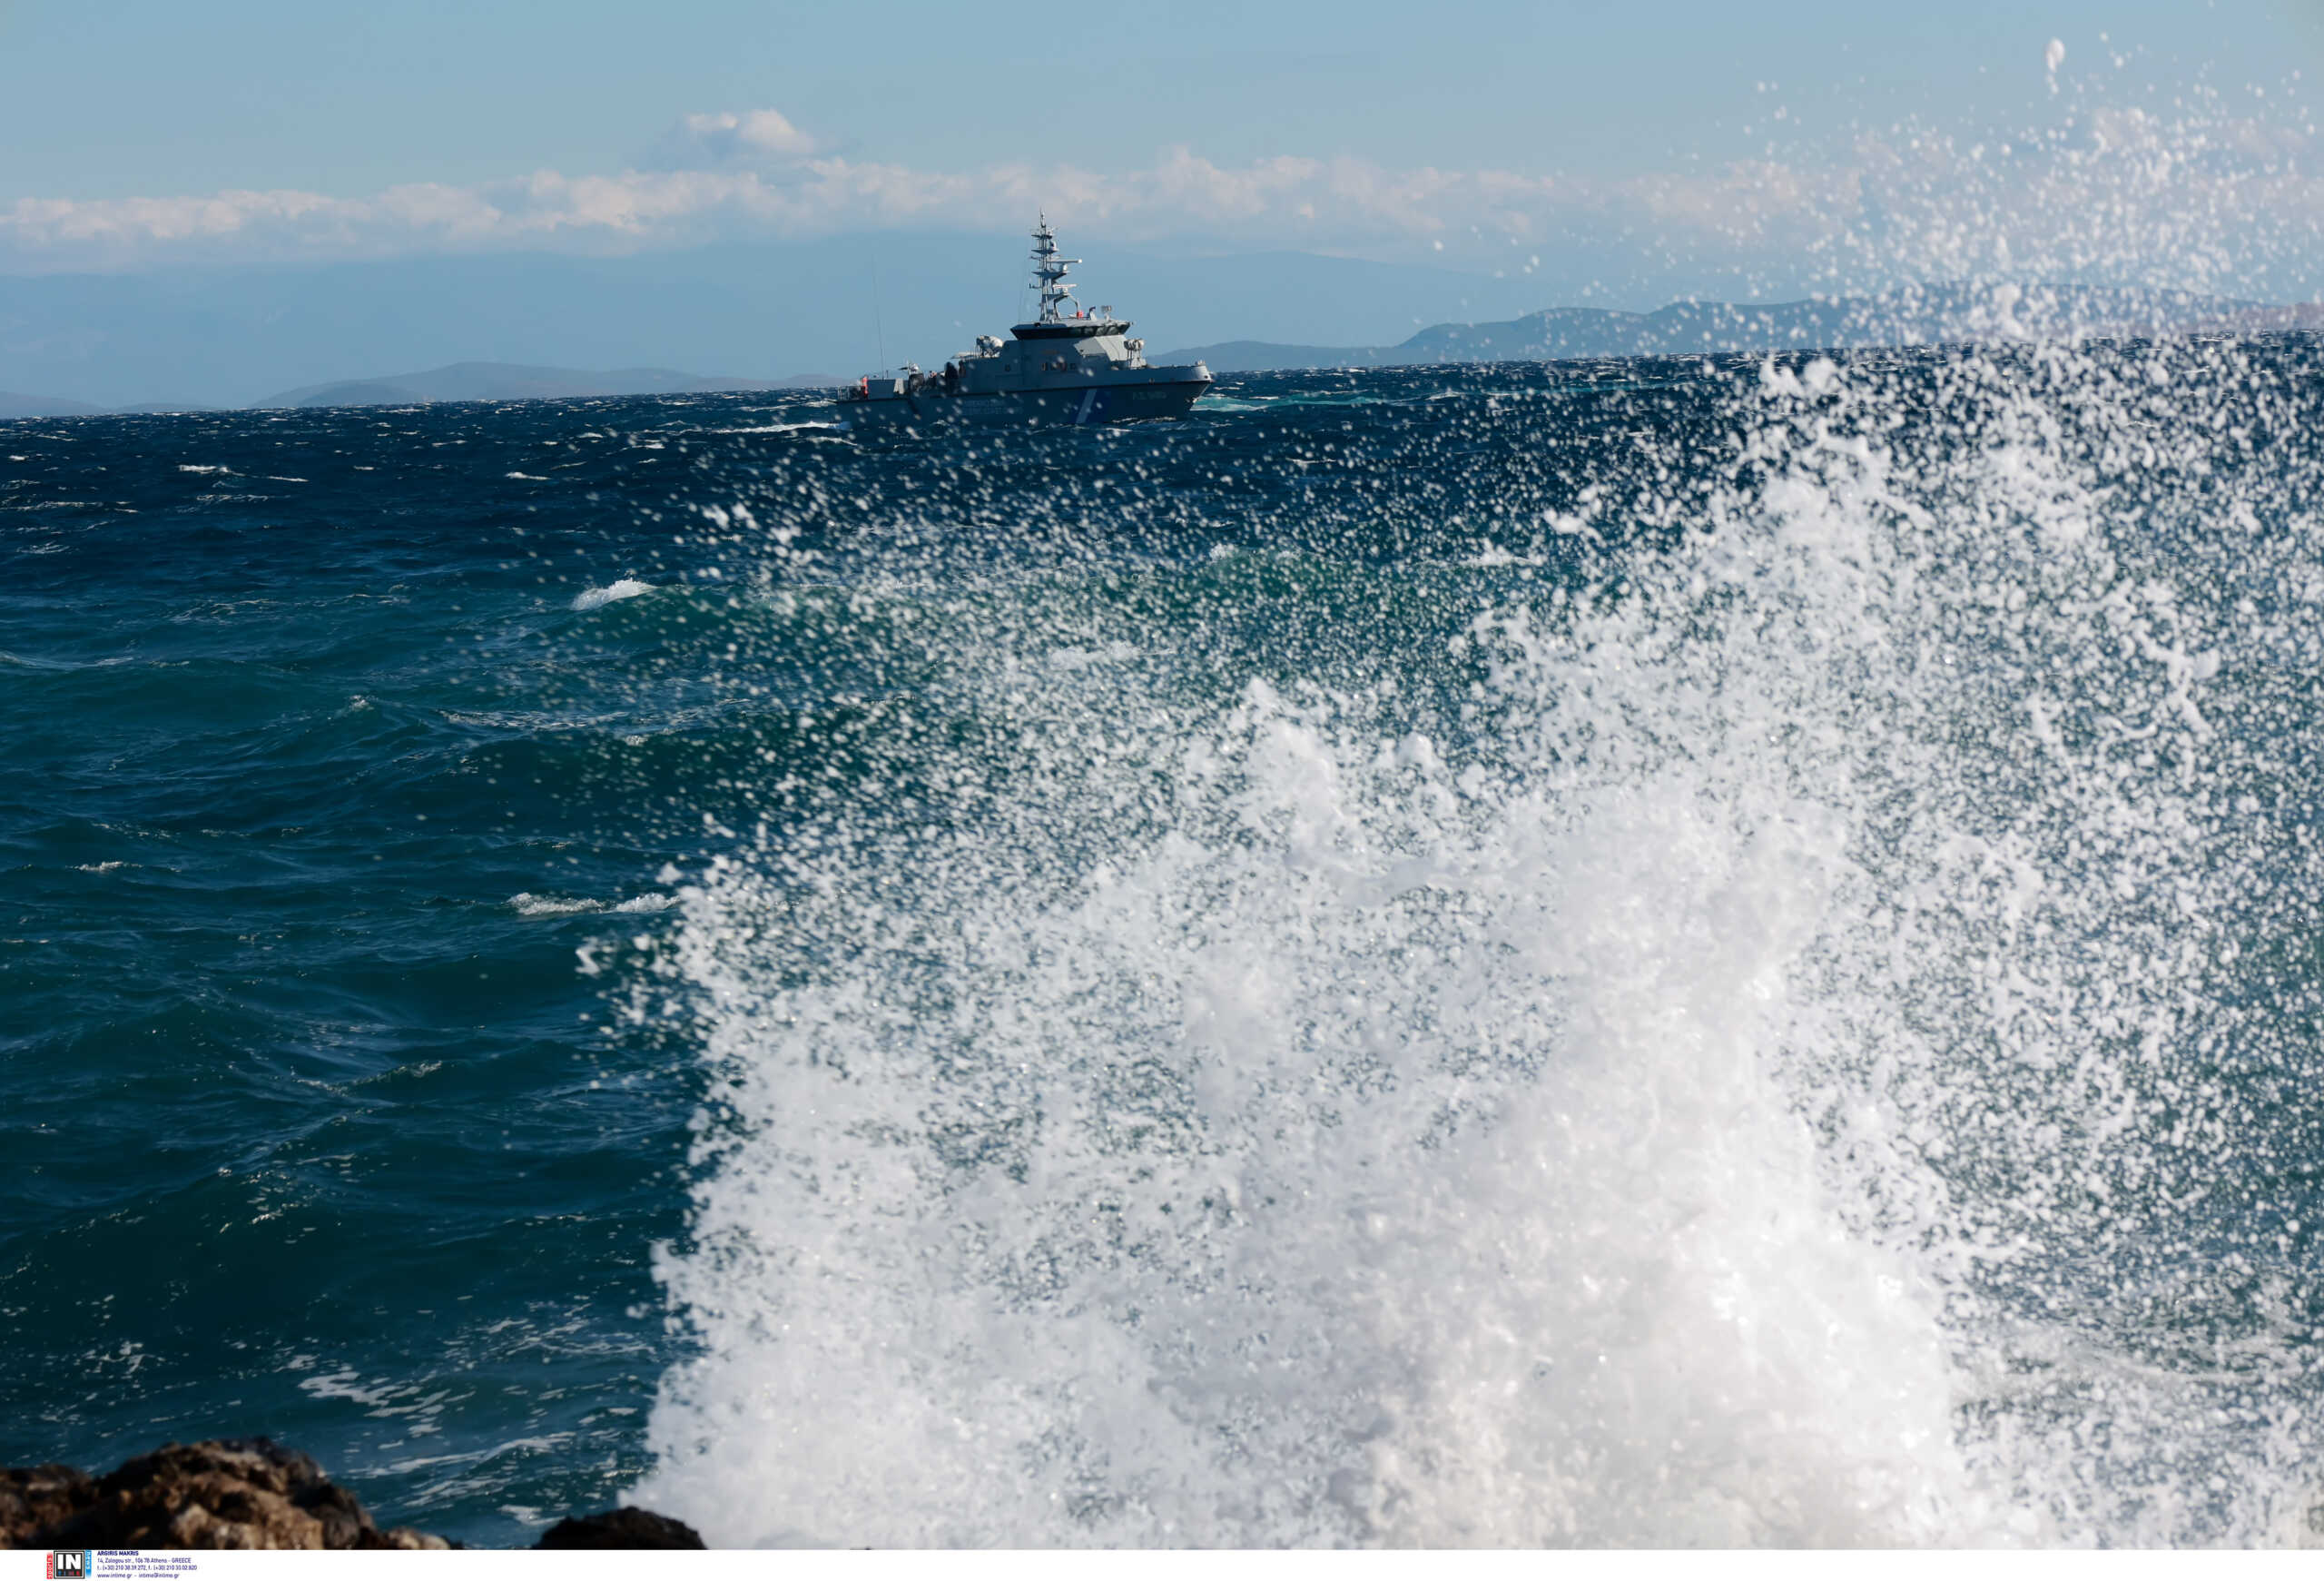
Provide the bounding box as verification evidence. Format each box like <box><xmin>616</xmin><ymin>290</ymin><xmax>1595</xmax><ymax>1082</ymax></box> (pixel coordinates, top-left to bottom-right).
<box><xmin>11</xmin><ymin>280</ymin><xmax>2316</xmax><ymax>419</ymax></box>
<box><xmin>258</xmin><ymin>362</ymin><xmax>840</xmax><ymax>409</ymax></box>
<box><xmin>1160</xmin><ymin>285</ymin><xmax>2324</xmax><ymax>371</ymax></box>
<box><xmin>0</xmin><ymin>241</ymin><xmax>1545</xmax><ymax>410</ymax></box>
<box><xmin>0</xmin><ymin>390</ymin><xmax>103</xmax><ymax>419</ymax></box>
<box><xmin>0</xmin><ymin>364</ymin><xmax>842</xmax><ymax>418</ymax></box>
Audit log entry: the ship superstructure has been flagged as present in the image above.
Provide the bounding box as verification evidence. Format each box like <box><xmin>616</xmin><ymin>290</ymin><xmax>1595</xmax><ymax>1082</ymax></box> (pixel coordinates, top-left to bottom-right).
<box><xmin>842</xmin><ymin>217</ymin><xmax>1212</xmax><ymax>428</ymax></box>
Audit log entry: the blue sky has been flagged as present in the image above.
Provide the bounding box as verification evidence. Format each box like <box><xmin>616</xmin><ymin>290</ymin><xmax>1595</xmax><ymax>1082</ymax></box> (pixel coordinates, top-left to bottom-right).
<box><xmin>2</xmin><ymin>1</ymin><xmax>2321</xmax><ymax>299</ymax></box>
<box><xmin>3</xmin><ymin>0</ymin><xmax>2314</xmax><ymax>197</ymax></box>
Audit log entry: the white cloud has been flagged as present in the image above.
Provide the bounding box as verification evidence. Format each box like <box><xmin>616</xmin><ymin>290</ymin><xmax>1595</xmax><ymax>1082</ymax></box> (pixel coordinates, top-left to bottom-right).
<box><xmin>650</xmin><ymin>108</ymin><xmax>822</xmax><ymax>169</ymax></box>
<box><xmin>4</xmin><ymin>103</ymin><xmax>2319</xmax><ymax>299</ymax></box>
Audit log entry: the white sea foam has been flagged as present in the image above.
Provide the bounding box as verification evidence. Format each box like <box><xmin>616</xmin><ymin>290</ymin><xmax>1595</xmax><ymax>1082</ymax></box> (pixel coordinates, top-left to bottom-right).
<box><xmin>1044</xmin><ymin>641</ymin><xmax>1138</xmax><ymax>671</ymax></box>
<box><xmin>296</xmin><ymin>1367</ymin><xmax>402</xmax><ymax>1408</ymax></box>
<box><xmin>571</xmin><ymin>579</ymin><xmax>654</xmax><ymax>612</ymax></box>
<box><xmin>512</xmin><ymin>892</ymin><xmax>674</xmax><ymax>918</ymax></box>
<box><xmin>508</xmin><ymin>893</ymin><xmax>600</xmax><ymax>918</ymax></box>
<box><xmin>630</xmin><ymin>340</ymin><xmax>2324</xmax><ymax>1546</ymax></box>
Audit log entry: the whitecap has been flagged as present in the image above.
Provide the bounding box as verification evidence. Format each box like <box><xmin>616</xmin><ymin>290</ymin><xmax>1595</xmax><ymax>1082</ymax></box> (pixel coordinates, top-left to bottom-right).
<box><xmin>632</xmin><ymin>335</ymin><xmax>2324</xmax><ymax>1548</ymax></box>
<box><xmin>571</xmin><ymin>579</ymin><xmax>654</xmax><ymax>611</ymax></box>
<box><xmin>507</xmin><ymin>893</ymin><xmax>600</xmax><ymax>917</ymax></box>
<box><xmin>1046</xmin><ymin>642</ymin><xmax>1138</xmax><ymax>671</ymax></box>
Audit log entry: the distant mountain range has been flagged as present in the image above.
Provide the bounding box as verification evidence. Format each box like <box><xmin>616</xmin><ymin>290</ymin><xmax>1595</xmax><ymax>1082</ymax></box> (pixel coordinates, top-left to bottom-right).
<box><xmin>0</xmin><ymin>240</ymin><xmax>1549</xmax><ymax>410</ymax></box>
<box><xmin>0</xmin><ymin>362</ymin><xmax>841</xmax><ymax>418</ymax></box>
<box><xmin>6</xmin><ymin>283</ymin><xmax>2320</xmax><ymax>420</ymax></box>
<box><xmin>260</xmin><ymin>362</ymin><xmax>840</xmax><ymax>409</ymax></box>
<box><xmin>0</xmin><ymin>390</ymin><xmax>105</xmax><ymax>419</ymax></box>
<box><xmin>1158</xmin><ymin>284</ymin><xmax>2324</xmax><ymax>371</ymax></box>
<box><xmin>12</xmin><ymin>231</ymin><xmax>2317</xmax><ymax>413</ymax></box>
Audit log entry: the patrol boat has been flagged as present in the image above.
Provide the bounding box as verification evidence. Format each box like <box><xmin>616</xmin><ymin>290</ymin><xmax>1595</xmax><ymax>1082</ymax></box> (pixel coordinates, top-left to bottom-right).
<box><xmin>839</xmin><ymin>216</ymin><xmax>1211</xmax><ymax>430</ymax></box>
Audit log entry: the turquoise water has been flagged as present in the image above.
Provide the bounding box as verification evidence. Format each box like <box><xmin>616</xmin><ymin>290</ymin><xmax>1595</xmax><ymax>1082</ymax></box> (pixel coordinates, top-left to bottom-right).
<box><xmin>6</xmin><ymin>348</ymin><xmax>2324</xmax><ymax>1545</ymax></box>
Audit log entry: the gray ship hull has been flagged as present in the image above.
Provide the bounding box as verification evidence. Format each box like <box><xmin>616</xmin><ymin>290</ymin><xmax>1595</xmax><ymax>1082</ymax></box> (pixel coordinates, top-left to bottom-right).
<box><xmin>841</xmin><ymin>377</ymin><xmax>1209</xmax><ymax>432</ymax></box>
<box><xmin>842</xmin><ymin>218</ymin><xmax>1210</xmax><ymax>434</ymax></box>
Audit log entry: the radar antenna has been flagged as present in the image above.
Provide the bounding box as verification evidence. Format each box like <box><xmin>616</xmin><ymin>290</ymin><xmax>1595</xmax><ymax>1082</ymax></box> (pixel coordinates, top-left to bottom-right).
<box><xmin>1029</xmin><ymin>213</ymin><xmax>1080</xmax><ymax>322</ymax></box>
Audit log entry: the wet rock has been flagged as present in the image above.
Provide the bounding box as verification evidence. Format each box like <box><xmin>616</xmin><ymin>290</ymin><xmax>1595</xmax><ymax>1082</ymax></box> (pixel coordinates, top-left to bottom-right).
<box><xmin>15</xmin><ymin>1438</ymin><xmax>449</xmax><ymax>1550</ymax></box>
<box><xmin>0</xmin><ymin>1466</ymin><xmax>96</xmax><ymax>1547</ymax></box>
<box><xmin>366</xmin><ymin>1526</ymin><xmax>456</xmax><ymax>1550</ymax></box>
<box><xmin>3</xmin><ymin>1438</ymin><xmax>712</xmax><ymax>1548</ymax></box>
<box><xmin>536</xmin><ymin>1507</ymin><xmax>706</xmax><ymax>1549</ymax></box>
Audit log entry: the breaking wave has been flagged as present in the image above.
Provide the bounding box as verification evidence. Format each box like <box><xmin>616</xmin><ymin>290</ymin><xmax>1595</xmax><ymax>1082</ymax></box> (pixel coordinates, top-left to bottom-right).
<box><xmin>623</xmin><ymin>336</ymin><xmax>2324</xmax><ymax>1545</ymax></box>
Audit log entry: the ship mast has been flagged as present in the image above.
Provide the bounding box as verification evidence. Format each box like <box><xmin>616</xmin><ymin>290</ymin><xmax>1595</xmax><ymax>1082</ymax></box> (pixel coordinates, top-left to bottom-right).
<box><xmin>1029</xmin><ymin>213</ymin><xmax>1079</xmax><ymax>322</ymax></box>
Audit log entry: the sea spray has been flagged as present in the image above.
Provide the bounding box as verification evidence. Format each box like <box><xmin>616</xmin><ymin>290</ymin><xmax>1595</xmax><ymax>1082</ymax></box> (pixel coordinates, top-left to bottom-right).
<box><xmin>13</xmin><ymin>335</ymin><xmax>2317</xmax><ymax>1545</ymax></box>
<box><xmin>624</xmin><ymin>335</ymin><xmax>2324</xmax><ymax>1544</ymax></box>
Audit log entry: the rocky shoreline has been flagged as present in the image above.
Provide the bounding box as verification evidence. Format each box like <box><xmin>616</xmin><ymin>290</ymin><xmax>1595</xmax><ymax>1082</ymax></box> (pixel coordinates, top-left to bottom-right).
<box><xmin>1</xmin><ymin>1439</ymin><xmax>703</xmax><ymax>1550</ymax></box>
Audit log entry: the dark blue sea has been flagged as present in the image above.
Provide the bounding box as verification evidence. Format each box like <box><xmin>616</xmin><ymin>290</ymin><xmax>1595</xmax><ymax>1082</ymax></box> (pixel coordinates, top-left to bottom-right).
<box><xmin>7</xmin><ymin>347</ymin><xmax>2324</xmax><ymax>1546</ymax></box>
